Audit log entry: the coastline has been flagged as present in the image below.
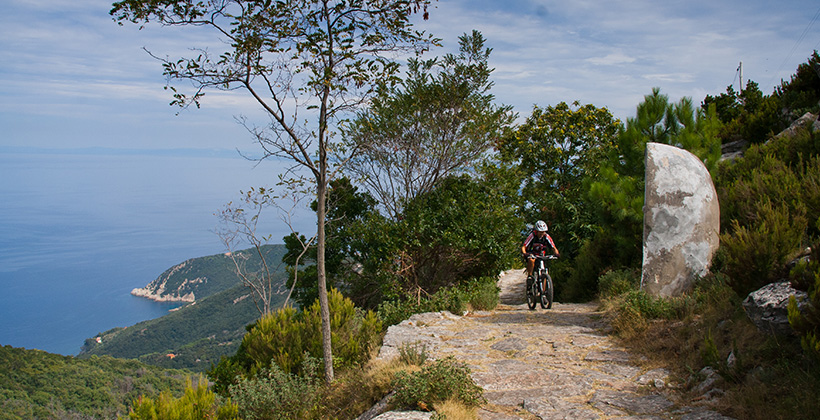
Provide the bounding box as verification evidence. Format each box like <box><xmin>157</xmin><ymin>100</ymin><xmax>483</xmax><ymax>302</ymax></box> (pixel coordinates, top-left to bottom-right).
<box><xmin>130</xmin><ymin>287</ymin><xmax>195</xmax><ymax>303</ymax></box>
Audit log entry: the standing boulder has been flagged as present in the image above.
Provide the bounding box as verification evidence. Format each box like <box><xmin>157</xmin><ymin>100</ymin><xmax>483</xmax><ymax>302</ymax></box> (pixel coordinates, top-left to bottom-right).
<box><xmin>642</xmin><ymin>143</ymin><xmax>720</xmax><ymax>297</ymax></box>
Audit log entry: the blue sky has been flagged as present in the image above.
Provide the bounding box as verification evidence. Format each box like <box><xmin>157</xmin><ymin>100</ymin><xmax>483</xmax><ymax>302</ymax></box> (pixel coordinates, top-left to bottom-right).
<box><xmin>2</xmin><ymin>0</ymin><xmax>819</xmax><ymax>154</ymax></box>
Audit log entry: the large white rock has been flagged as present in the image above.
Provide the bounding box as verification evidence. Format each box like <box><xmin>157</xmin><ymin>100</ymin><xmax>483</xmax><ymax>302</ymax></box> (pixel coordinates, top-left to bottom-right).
<box><xmin>642</xmin><ymin>143</ymin><xmax>720</xmax><ymax>297</ymax></box>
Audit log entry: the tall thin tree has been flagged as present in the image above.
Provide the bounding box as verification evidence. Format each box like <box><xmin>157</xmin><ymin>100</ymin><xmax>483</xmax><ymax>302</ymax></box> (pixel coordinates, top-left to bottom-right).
<box><xmin>111</xmin><ymin>0</ymin><xmax>437</xmax><ymax>382</ymax></box>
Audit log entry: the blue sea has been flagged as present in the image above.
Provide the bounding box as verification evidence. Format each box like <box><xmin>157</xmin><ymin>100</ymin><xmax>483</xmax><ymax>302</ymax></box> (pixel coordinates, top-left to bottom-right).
<box><xmin>0</xmin><ymin>151</ymin><xmax>310</xmax><ymax>355</ymax></box>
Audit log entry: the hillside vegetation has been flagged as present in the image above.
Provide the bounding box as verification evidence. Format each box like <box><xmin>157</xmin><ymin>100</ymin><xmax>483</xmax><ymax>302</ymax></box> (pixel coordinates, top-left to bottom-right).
<box><xmin>0</xmin><ymin>345</ymin><xmax>189</xmax><ymax>420</ymax></box>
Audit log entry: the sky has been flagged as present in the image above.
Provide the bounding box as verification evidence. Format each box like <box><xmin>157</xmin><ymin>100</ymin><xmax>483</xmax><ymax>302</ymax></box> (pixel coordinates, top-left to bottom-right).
<box><xmin>1</xmin><ymin>0</ymin><xmax>820</xmax><ymax>154</ymax></box>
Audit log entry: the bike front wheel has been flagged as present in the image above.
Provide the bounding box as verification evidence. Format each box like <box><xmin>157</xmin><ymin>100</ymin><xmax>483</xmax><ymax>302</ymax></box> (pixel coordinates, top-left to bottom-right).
<box><xmin>540</xmin><ymin>274</ymin><xmax>554</xmax><ymax>309</ymax></box>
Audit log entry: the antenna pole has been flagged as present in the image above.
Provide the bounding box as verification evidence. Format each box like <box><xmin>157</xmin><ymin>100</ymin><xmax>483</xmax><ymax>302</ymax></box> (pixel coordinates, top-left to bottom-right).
<box><xmin>738</xmin><ymin>61</ymin><xmax>743</xmax><ymax>91</ymax></box>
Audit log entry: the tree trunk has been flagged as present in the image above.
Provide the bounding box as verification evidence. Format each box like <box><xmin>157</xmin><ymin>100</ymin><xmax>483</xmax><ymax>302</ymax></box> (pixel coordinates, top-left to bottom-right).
<box><xmin>316</xmin><ymin>173</ymin><xmax>334</xmax><ymax>383</ymax></box>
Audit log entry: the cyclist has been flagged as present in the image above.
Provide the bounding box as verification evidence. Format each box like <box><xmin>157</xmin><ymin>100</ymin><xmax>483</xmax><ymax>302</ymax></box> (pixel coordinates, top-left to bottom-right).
<box><xmin>521</xmin><ymin>220</ymin><xmax>560</xmax><ymax>289</ymax></box>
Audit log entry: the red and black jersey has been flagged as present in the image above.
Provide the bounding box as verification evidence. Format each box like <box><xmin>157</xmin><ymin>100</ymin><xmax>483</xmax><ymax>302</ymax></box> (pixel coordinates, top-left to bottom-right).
<box><xmin>523</xmin><ymin>231</ymin><xmax>557</xmax><ymax>255</ymax></box>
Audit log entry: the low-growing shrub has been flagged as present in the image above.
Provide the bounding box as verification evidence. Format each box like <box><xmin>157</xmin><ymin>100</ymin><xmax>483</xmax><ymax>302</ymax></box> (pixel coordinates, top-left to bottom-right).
<box><xmin>121</xmin><ymin>375</ymin><xmax>238</xmax><ymax>420</ymax></box>
<box><xmin>377</xmin><ymin>285</ymin><xmax>471</xmax><ymax>327</ymax></box>
<box><xmin>209</xmin><ymin>289</ymin><xmax>382</xmax><ymax>391</ymax></box>
<box><xmin>788</xmin><ymin>238</ymin><xmax>820</xmax><ymax>361</ymax></box>
<box><xmin>392</xmin><ymin>357</ymin><xmax>484</xmax><ymax>411</ymax></box>
<box><xmin>228</xmin><ymin>362</ymin><xmax>319</xmax><ymax>420</ymax></box>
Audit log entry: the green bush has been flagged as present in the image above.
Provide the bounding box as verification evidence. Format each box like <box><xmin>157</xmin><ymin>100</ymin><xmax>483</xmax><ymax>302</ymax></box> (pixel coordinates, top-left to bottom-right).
<box><xmin>242</xmin><ymin>306</ymin><xmax>305</xmax><ymax>375</ymax></box>
<box><xmin>377</xmin><ymin>283</ymin><xmax>475</xmax><ymax>327</ymax></box>
<box><xmin>392</xmin><ymin>357</ymin><xmax>484</xmax><ymax>411</ymax></box>
<box><xmin>562</xmin><ymin>233</ymin><xmax>621</xmax><ymax>302</ymax></box>
<box><xmin>788</xmin><ymin>238</ymin><xmax>820</xmax><ymax>361</ymax></box>
<box><xmin>302</xmin><ymin>288</ymin><xmax>384</xmax><ymax>371</ymax></box>
<box><xmin>210</xmin><ymin>289</ymin><xmax>382</xmax><ymax>393</ymax></box>
<box><xmin>618</xmin><ymin>290</ymin><xmax>678</xmax><ymax>320</ymax></box>
<box><xmin>121</xmin><ymin>376</ymin><xmax>238</xmax><ymax>420</ymax></box>
<box><xmin>597</xmin><ymin>269</ymin><xmax>641</xmax><ymax>299</ymax></box>
<box><xmin>228</xmin><ymin>362</ymin><xmax>319</xmax><ymax>420</ymax></box>
<box><xmin>720</xmin><ymin>200</ymin><xmax>807</xmax><ymax>296</ymax></box>
<box><xmin>466</xmin><ymin>276</ymin><xmax>500</xmax><ymax>311</ymax></box>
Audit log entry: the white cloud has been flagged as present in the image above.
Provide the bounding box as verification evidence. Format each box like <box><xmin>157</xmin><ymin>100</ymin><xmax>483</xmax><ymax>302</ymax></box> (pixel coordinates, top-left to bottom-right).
<box><xmin>2</xmin><ymin>0</ymin><xmax>819</xmax><ymax>149</ymax></box>
<box><xmin>586</xmin><ymin>52</ymin><xmax>637</xmax><ymax>66</ymax></box>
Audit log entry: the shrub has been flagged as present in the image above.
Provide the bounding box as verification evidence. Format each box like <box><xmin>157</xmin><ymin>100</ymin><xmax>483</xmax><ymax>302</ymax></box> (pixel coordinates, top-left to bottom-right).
<box><xmin>562</xmin><ymin>233</ymin><xmax>621</xmax><ymax>302</ymax></box>
<box><xmin>392</xmin><ymin>357</ymin><xmax>484</xmax><ymax>411</ymax></box>
<box><xmin>121</xmin><ymin>376</ymin><xmax>237</xmax><ymax>420</ymax></box>
<box><xmin>788</xmin><ymin>238</ymin><xmax>820</xmax><ymax>361</ymax></box>
<box><xmin>241</xmin><ymin>306</ymin><xmax>304</xmax><ymax>375</ymax></box>
<box><xmin>466</xmin><ymin>276</ymin><xmax>500</xmax><ymax>311</ymax></box>
<box><xmin>209</xmin><ymin>289</ymin><xmax>382</xmax><ymax>392</ymax></box>
<box><xmin>228</xmin><ymin>362</ymin><xmax>319</xmax><ymax>420</ymax></box>
<box><xmin>720</xmin><ymin>200</ymin><xmax>807</xmax><ymax>296</ymax></box>
<box><xmin>398</xmin><ymin>342</ymin><xmax>429</xmax><ymax>366</ymax></box>
<box><xmin>302</xmin><ymin>288</ymin><xmax>384</xmax><ymax>371</ymax></box>
<box><xmin>377</xmin><ymin>285</ymin><xmax>471</xmax><ymax>327</ymax></box>
<box><xmin>597</xmin><ymin>268</ymin><xmax>640</xmax><ymax>299</ymax></box>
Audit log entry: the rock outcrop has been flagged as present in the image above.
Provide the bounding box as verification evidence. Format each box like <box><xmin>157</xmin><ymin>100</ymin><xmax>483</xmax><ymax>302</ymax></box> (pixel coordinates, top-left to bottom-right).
<box><xmin>642</xmin><ymin>142</ymin><xmax>720</xmax><ymax>297</ymax></box>
<box><xmin>742</xmin><ymin>281</ymin><xmax>808</xmax><ymax>335</ymax></box>
<box><xmin>131</xmin><ymin>259</ymin><xmax>203</xmax><ymax>303</ymax></box>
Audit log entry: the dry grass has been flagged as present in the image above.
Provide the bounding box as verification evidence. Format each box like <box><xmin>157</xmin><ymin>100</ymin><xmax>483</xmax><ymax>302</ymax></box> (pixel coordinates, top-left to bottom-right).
<box><xmin>432</xmin><ymin>398</ymin><xmax>478</xmax><ymax>420</ymax></box>
<box><xmin>600</xmin><ymin>282</ymin><xmax>820</xmax><ymax>420</ymax></box>
<box><xmin>318</xmin><ymin>355</ymin><xmax>422</xmax><ymax>419</ymax></box>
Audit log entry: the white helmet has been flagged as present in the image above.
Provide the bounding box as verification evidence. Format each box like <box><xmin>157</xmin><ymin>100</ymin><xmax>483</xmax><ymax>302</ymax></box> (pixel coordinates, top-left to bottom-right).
<box><xmin>535</xmin><ymin>220</ymin><xmax>548</xmax><ymax>232</ymax></box>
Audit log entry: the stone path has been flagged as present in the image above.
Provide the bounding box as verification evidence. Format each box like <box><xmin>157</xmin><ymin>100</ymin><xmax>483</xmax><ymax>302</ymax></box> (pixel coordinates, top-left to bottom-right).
<box><xmin>374</xmin><ymin>269</ymin><xmax>733</xmax><ymax>420</ymax></box>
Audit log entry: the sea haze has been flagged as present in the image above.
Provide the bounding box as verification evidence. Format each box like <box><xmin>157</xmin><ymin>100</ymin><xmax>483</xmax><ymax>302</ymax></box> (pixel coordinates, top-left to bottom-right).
<box><xmin>0</xmin><ymin>151</ymin><xmax>309</xmax><ymax>355</ymax></box>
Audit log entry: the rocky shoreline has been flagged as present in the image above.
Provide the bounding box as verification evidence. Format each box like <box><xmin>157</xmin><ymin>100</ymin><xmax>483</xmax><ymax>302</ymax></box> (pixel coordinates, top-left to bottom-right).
<box><xmin>130</xmin><ymin>286</ymin><xmax>195</xmax><ymax>303</ymax></box>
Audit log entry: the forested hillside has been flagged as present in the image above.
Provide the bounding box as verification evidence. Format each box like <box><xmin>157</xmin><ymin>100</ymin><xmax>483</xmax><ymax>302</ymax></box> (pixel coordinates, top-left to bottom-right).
<box><xmin>78</xmin><ymin>246</ymin><xmax>289</xmax><ymax>371</ymax></box>
<box><xmin>0</xmin><ymin>345</ymin><xmax>189</xmax><ymax>420</ymax></box>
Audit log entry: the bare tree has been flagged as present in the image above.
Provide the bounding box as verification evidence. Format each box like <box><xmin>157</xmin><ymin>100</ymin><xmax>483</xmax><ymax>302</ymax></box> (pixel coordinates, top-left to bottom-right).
<box><xmin>216</xmin><ymin>186</ymin><xmax>315</xmax><ymax>313</ymax></box>
<box><xmin>112</xmin><ymin>0</ymin><xmax>437</xmax><ymax>382</ymax></box>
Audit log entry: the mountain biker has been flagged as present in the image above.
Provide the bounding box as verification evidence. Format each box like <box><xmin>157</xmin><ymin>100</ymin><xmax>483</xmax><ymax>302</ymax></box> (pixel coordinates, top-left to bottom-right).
<box><xmin>521</xmin><ymin>220</ymin><xmax>560</xmax><ymax>289</ymax></box>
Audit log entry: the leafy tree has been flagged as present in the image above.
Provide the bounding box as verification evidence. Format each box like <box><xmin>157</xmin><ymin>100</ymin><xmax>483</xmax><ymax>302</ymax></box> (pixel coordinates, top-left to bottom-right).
<box><xmin>111</xmin><ymin>0</ymin><xmax>437</xmax><ymax>383</ymax></box>
<box><xmin>496</xmin><ymin>101</ymin><xmax>620</xmax><ymax>255</ymax></box>
<box><xmin>344</xmin><ymin>30</ymin><xmax>515</xmax><ymax>219</ymax></box>
<box><xmin>354</xmin><ymin>174</ymin><xmax>521</xmax><ymax>301</ymax></box>
<box><xmin>777</xmin><ymin>50</ymin><xmax>820</xmax><ymax>116</ymax></box>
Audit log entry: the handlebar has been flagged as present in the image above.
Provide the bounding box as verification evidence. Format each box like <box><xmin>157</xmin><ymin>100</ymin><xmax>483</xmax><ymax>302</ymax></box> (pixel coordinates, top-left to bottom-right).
<box><xmin>526</xmin><ymin>253</ymin><xmax>558</xmax><ymax>260</ymax></box>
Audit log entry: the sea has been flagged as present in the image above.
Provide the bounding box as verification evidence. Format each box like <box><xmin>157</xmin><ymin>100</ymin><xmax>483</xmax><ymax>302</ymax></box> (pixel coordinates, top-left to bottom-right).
<box><xmin>0</xmin><ymin>151</ymin><xmax>310</xmax><ymax>356</ymax></box>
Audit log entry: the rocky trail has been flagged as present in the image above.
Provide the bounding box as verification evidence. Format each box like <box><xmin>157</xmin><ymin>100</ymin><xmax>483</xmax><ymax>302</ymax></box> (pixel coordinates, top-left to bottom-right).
<box><xmin>372</xmin><ymin>269</ymin><xmax>732</xmax><ymax>420</ymax></box>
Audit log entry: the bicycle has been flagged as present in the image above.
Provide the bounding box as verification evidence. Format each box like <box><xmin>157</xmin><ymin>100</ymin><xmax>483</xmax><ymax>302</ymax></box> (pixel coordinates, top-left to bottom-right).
<box><xmin>526</xmin><ymin>254</ymin><xmax>557</xmax><ymax>310</ymax></box>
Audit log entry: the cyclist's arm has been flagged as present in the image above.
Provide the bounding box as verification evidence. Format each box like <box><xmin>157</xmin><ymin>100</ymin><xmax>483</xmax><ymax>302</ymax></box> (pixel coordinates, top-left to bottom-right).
<box><xmin>521</xmin><ymin>232</ymin><xmax>534</xmax><ymax>256</ymax></box>
<box><xmin>546</xmin><ymin>234</ymin><xmax>560</xmax><ymax>257</ymax></box>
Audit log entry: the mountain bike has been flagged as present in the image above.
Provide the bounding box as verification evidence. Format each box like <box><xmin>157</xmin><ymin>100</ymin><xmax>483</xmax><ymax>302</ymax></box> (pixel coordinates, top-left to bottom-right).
<box><xmin>526</xmin><ymin>254</ymin><xmax>557</xmax><ymax>310</ymax></box>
